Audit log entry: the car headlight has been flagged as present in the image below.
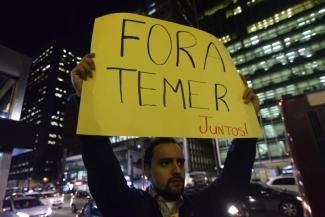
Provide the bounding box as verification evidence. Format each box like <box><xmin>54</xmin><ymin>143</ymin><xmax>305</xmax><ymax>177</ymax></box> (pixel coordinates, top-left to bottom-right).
<box><xmin>228</xmin><ymin>205</ymin><xmax>239</xmax><ymax>216</ymax></box>
<box><xmin>16</xmin><ymin>212</ymin><xmax>29</xmax><ymax>217</ymax></box>
<box><xmin>248</xmin><ymin>196</ymin><xmax>256</xmax><ymax>203</ymax></box>
<box><xmin>46</xmin><ymin>207</ymin><xmax>53</xmax><ymax>216</ymax></box>
<box><xmin>296</xmin><ymin>196</ymin><xmax>303</xmax><ymax>201</ymax></box>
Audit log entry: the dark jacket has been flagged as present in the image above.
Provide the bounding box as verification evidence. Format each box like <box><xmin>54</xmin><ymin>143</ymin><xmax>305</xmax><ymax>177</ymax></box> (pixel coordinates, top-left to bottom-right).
<box><xmin>80</xmin><ymin>135</ymin><xmax>257</xmax><ymax>217</ymax></box>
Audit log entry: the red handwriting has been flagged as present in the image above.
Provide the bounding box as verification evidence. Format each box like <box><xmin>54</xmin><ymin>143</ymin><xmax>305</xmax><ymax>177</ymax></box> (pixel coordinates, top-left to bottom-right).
<box><xmin>199</xmin><ymin>115</ymin><xmax>248</xmax><ymax>136</ymax></box>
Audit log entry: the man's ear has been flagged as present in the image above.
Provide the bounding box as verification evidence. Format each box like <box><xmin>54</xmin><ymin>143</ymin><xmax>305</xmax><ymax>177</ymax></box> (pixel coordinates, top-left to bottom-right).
<box><xmin>144</xmin><ymin>165</ymin><xmax>151</xmax><ymax>178</ymax></box>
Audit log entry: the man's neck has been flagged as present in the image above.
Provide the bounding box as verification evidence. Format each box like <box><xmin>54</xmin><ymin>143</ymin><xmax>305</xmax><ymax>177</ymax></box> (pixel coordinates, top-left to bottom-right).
<box><xmin>147</xmin><ymin>186</ymin><xmax>183</xmax><ymax>217</ymax></box>
<box><xmin>148</xmin><ymin>185</ymin><xmax>181</xmax><ymax>201</ymax></box>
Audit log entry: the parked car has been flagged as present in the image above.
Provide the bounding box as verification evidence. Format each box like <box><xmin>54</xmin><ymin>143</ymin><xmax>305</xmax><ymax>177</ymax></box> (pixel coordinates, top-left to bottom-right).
<box><xmin>39</xmin><ymin>191</ymin><xmax>64</xmax><ymax>208</ymax></box>
<box><xmin>24</xmin><ymin>191</ymin><xmax>64</xmax><ymax>208</ymax></box>
<box><xmin>267</xmin><ymin>176</ymin><xmax>299</xmax><ymax>193</ymax></box>
<box><xmin>70</xmin><ymin>191</ymin><xmax>91</xmax><ymax>213</ymax></box>
<box><xmin>76</xmin><ymin>200</ymin><xmax>102</xmax><ymax>217</ymax></box>
<box><xmin>1</xmin><ymin>196</ymin><xmax>52</xmax><ymax>217</ymax></box>
<box><xmin>242</xmin><ymin>182</ymin><xmax>303</xmax><ymax>217</ymax></box>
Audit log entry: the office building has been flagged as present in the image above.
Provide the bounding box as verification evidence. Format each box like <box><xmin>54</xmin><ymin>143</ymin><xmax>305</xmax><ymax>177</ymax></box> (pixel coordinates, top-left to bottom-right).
<box><xmin>199</xmin><ymin>0</ymin><xmax>325</xmax><ymax>179</ymax></box>
<box><xmin>9</xmin><ymin>46</ymin><xmax>80</xmax><ymax>183</ymax></box>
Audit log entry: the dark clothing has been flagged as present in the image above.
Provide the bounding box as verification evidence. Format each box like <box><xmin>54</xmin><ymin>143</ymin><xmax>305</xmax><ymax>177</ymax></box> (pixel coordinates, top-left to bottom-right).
<box><xmin>80</xmin><ymin>135</ymin><xmax>257</xmax><ymax>217</ymax></box>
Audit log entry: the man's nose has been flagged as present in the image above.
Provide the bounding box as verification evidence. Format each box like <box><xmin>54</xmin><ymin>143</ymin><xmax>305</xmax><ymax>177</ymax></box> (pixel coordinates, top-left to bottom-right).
<box><xmin>171</xmin><ymin>161</ymin><xmax>182</xmax><ymax>174</ymax></box>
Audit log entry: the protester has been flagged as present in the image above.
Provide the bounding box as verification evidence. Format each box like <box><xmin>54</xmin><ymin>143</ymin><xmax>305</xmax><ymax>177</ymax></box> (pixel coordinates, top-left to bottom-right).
<box><xmin>71</xmin><ymin>53</ymin><xmax>259</xmax><ymax>217</ymax></box>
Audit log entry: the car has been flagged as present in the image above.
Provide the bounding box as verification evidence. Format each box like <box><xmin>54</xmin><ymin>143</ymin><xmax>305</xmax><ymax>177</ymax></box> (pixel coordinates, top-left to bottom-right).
<box><xmin>1</xmin><ymin>196</ymin><xmax>52</xmax><ymax>217</ymax></box>
<box><xmin>76</xmin><ymin>200</ymin><xmax>102</xmax><ymax>217</ymax></box>
<box><xmin>266</xmin><ymin>176</ymin><xmax>299</xmax><ymax>193</ymax></box>
<box><xmin>70</xmin><ymin>191</ymin><xmax>91</xmax><ymax>213</ymax></box>
<box><xmin>241</xmin><ymin>182</ymin><xmax>303</xmax><ymax>217</ymax></box>
<box><xmin>39</xmin><ymin>191</ymin><xmax>64</xmax><ymax>208</ymax></box>
<box><xmin>24</xmin><ymin>191</ymin><xmax>64</xmax><ymax>208</ymax></box>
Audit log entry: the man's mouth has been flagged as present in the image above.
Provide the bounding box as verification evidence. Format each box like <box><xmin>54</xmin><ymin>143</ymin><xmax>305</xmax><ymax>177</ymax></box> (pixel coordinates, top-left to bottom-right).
<box><xmin>169</xmin><ymin>178</ymin><xmax>184</xmax><ymax>183</ymax></box>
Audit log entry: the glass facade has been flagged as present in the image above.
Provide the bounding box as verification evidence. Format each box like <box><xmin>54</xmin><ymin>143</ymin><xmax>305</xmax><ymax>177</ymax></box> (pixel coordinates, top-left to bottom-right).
<box><xmin>223</xmin><ymin>2</ymin><xmax>325</xmax><ymax>162</ymax></box>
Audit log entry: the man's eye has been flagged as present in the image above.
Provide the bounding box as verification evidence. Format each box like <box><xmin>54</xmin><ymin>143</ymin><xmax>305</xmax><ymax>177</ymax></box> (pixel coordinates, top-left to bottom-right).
<box><xmin>160</xmin><ymin>161</ymin><xmax>169</xmax><ymax>166</ymax></box>
<box><xmin>177</xmin><ymin>160</ymin><xmax>185</xmax><ymax>167</ymax></box>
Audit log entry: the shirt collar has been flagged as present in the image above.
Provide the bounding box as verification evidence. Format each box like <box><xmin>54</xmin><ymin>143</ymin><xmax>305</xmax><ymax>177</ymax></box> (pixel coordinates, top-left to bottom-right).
<box><xmin>147</xmin><ymin>185</ymin><xmax>184</xmax><ymax>217</ymax></box>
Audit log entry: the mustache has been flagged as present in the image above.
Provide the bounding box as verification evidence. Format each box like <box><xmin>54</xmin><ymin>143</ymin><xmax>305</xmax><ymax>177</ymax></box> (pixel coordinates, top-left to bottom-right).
<box><xmin>168</xmin><ymin>176</ymin><xmax>184</xmax><ymax>183</ymax></box>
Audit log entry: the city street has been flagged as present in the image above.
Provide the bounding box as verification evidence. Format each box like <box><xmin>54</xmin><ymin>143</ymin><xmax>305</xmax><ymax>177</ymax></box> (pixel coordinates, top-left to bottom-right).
<box><xmin>52</xmin><ymin>196</ymin><xmax>74</xmax><ymax>217</ymax></box>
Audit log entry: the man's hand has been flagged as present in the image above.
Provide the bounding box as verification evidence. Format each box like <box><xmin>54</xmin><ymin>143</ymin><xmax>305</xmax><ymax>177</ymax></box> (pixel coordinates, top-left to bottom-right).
<box><xmin>240</xmin><ymin>74</ymin><xmax>259</xmax><ymax>114</ymax></box>
<box><xmin>71</xmin><ymin>53</ymin><xmax>96</xmax><ymax>96</ymax></box>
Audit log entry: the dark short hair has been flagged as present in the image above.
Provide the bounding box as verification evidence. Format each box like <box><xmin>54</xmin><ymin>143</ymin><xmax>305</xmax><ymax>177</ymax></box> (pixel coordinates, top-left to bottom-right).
<box><xmin>144</xmin><ymin>137</ymin><xmax>178</xmax><ymax>166</ymax></box>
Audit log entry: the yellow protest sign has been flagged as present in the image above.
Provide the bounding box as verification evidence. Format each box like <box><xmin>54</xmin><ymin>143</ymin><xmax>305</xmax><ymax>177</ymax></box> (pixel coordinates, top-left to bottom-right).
<box><xmin>77</xmin><ymin>13</ymin><xmax>262</xmax><ymax>138</ymax></box>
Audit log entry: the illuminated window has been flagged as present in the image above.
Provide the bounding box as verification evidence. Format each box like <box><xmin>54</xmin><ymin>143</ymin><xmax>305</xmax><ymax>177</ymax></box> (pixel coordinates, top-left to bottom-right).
<box><xmin>42</xmin><ymin>64</ymin><xmax>51</xmax><ymax>71</ymax></box>
<box><xmin>234</xmin><ymin>6</ymin><xmax>242</xmax><ymax>15</ymax></box>
<box><xmin>55</xmin><ymin>93</ymin><xmax>62</xmax><ymax>98</ymax></box>
<box><xmin>320</xmin><ymin>76</ymin><xmax>325</xmax><ymax>84</ymax></box>
<box><xmin>258</xmin><ymin>143</ymin><xmax>269</xmax><ymax>160</ymax></box>
<box><xmin>48</xmin><ymin>140</ymin><xmax>56</xmax><ymax>145</ymax></box>
<box><xmin>50</xmin><ymin>121</ymin><xmax>58</xmax><ymax>126</ymax></box>
<box><xmin>269</xmin><ymin>142</ymin><xmax>283</xmax><ymax>158</ymax></box>
<box><xmin>250</xmin><ymin>35</ymin><xmax>259</xmax><ymax>45</ymax></box>
<box><xmin>49</xmin><ymin>134</ymin><xmax>57</xmax><ymax>138</ymax></box>
<box><xmin>148</xmin><ymin>8</ymin><xmax>156</xmax><ymax>15</ymax></box>
<box><xmin>220</xmin><ymin>35</ymin><xmax>231</xmax><ymax>44</ymax></box>
<box><xmin>264</xmin><ymin>125</ymin><xmax>276</xmax><ymax>138</ymax></box>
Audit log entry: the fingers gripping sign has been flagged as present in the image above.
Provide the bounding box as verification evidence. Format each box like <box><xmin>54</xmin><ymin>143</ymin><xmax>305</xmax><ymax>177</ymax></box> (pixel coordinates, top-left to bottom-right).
<box><xmin>71</xmin><ymin>53</ymin><xmax>95</xmax><ymax>96</ymax></box>
<box><xmin>240</xmin><ymin>74</ymin><xmax>259</xmax><ymax>114</ymax></box>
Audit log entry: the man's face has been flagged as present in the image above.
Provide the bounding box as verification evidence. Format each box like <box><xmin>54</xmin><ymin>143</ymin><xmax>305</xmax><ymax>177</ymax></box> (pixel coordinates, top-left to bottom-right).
<box><xmin>148</xmin><ymin>142</ymin><xmax>185</xmax><ymax>201</ymax></box>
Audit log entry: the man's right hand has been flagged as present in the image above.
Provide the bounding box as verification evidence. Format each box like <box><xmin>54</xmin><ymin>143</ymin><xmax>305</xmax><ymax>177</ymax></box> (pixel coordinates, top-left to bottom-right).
<box><xmin>71</xmin><ymin>53</ymin><xmax>96</xmax><ymax>96</ymax></box>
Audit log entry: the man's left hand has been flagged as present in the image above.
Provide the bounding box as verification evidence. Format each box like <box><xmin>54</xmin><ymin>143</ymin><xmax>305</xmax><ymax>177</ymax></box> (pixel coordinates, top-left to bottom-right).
<box><xmin>240</xmin><ymin>74</ymin><xmax>259</xmax><ymax>114</ymax></box>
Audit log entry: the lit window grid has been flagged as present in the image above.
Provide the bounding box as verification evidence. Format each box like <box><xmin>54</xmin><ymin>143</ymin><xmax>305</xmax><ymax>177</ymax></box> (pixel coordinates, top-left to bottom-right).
<box><xmin>256</xmin><ymin>77</ymin><xmax>324</xmax><ymax>107</ymax></box>
<box><xmin>227</xmin><ymin>6</ymin><xmax>324</xmax><ymax>54</ymax></box>
<box><xmin>250</xmin><ymin>58</ymin><xmax>325</xmax><ymax>90</ymax></box>
<box><xmin>247</xmin><ymin>0</ymin><xmax>322</xmax><ymax>33</ymax></box>
<box><xmin>231</xmin><ymin>28</ymin><xmax>325</xmax><ymax>66</ymax></box>
<box><xmin>32</xmin><ymin>46</ymin><xmax>54</xmax><ymax>65</ymax></box>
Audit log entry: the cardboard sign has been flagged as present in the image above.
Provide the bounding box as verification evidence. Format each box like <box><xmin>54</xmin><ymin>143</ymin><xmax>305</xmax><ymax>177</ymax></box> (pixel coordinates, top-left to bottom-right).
<box><xmin>77</xmin><ymin>13</ymin><xmax>262</xmax><ymax>138</ymax></box>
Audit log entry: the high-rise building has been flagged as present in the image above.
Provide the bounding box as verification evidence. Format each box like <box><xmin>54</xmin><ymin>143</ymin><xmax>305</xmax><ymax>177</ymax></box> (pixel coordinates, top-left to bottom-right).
<box><xmin>199</xmin><ymin>0</ymin><xmax>325</xmax><ymax>179</ymax></box>
<box><xmin>9</xmin><ymin>46</ymin><xmax>80</xmax><ymax>183</ymax></box>
<box><xmin>144</xmin><ymin>0</ymin><xmax>199</xmax><ymax>27</ymax></box>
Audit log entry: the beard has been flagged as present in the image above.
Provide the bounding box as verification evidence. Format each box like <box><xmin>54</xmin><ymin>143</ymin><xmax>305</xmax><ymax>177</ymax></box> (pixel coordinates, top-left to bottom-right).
<box><xmin>155</xmin><ymin>176</ymin><xmax>185</xmax><ymax>201</ymax></box>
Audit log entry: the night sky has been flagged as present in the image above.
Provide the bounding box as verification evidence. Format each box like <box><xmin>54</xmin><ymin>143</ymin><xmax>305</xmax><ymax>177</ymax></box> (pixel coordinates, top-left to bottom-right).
<box><xmin>0</xmin><ymin>0</ymin><xmax>146</xmax><ymax>58</ymax></box>
<box><xmin>0</xmin><ymin>0</ymin><xmax>222</xmax><ymax>58</ymax></box>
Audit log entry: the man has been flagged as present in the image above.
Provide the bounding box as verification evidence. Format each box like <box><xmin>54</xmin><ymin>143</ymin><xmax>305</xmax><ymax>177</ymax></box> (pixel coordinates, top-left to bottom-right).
<box><xmin>71</xmin><ymin>53</ymin><xmax>259</xmax><ymax>217</ymax></box>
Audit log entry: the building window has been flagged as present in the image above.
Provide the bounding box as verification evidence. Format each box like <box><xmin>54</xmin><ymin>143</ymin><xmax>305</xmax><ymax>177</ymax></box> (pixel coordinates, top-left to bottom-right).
<box><xmin>258</xmin><ymin>143</ymin><xmax>269</xmax><ymax>160</ymax></box>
